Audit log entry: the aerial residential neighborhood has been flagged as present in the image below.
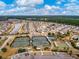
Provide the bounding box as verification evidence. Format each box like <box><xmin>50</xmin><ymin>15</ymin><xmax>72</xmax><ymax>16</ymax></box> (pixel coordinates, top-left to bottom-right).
<box><xmin>0</xmin><ymin>0</ymin><xmax>79</xmax><ymax>59</ymax></box>
<box><xmin>0</xmin><ymin>19</ymin><xmax>79</xmax><ymax>59</ymax></box>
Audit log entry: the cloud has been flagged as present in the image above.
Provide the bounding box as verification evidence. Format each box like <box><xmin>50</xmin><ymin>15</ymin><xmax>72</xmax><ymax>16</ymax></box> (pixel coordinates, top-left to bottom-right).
<box><xmin>0</xmin><ymin>1</ymin><xmax>6</xmax><ymax>9</ymax></box>
<box><xmin>44</xmin><ymin>5</ymin><xmax>52</xmax><ymax>10</ymax></box>
<box><xmin>0</xmin><ymin>4</ymin><xmax>61</xmax><ymax>15</ymax></box>
<box><xmin>0</xmin><ymin>7</ymin><xmax>36</xmax><ymax>15</ymax></box>
<box><xmin>45</xmin><ymin>5</ymin><xmax>60</xmax><ymax>10</ymax></box>
<box><xmin>0</xmin><ymin>0</ymin><xmax>79</xmax><ymax>15</ymax></box>
<box><xmin>16</xmin><ymin>0</ymin><xmax>44</xmax><ymax>7</ymax></box>
<box><xmin>0</xmin><ymin>1</ymin><xmax>6</xmax><ymax>7</ymax></box>
<box><xmin>67</xmin><ymin>0</ymin><xmax>78</xmax><ymax>2</ymax></box>
<box><xmin>61</xmin><ymin>2</ymin><xmax>79</xmax><ymax>15</ymax></box>
<box><xmin>56</xmin><ymin>0</ymin><xmax>66</xmax><ymax>4</ymax></box>
<box><xmin>0</xmin><ymin>4</ymin><xmax>77</xmax><ymax>15</ymax></box>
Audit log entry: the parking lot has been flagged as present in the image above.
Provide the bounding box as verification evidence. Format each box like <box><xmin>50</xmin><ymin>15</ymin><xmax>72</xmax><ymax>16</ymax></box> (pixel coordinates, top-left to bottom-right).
<box><xmin>11</xmin><ymin>52</ymin><xmax>75</xmax><ymax>59</ymax></box>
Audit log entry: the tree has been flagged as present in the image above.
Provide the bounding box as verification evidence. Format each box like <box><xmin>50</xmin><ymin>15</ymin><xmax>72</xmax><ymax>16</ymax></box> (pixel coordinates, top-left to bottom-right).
<box><xmin>57</xmin><ymin>32</ymin><xmax>61</xmax><ymax>37</ymax></box>
<box><xmin>44</xmin><ymin>47</ymin><xmax>50</xmax><ymax>51</ymax></box>
<box><xmin>7</xmin><ymin>43</ymin><xmax>9</xmax><ymax>46</ymax></box>
<box><xmin>69</xmin><ymin>50</ymin><xmax>72</xmax><ymax>56</ymax></box>
<box><xmin>66</xmin><ymin>30</ymin><xmax>71</xmax><ymax>36</ymax></box>
<box><xmin>0</xmin><ymin>56</ymin><xmax>2</xmax><ymax>59</ymax></box>
<box><xmin>48</xmin><ymin>32</ymin><xmax>51</xmax><ymax>36</ymax></box>
<box><xmin>1</xmin><ymin>48</ymin><xmax>7</xmax><ymax>52</ymax></box>
<box><xmin>18</xmin><ymin>49</ymin><xmax>26</xmax><ymax>53</ymax></box>
<box><xmin>73</xmin><ymin>38</ymin><xmax>78</xmax><ymax>41</ymax></box>
<box><xmin>33</xmin><ymin>46</ymin><xmax>37</xmax><ymax>50</ymax></box>
<box><xmin>52</xmin><ymin>33</ymin><xmax>55</xmax><ymax>36</ymax></box>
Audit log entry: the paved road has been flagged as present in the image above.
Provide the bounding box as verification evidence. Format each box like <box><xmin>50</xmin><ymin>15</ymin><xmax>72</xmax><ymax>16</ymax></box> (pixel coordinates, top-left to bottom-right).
<box><xmin>0</xmin><ymin>36</ymin><xmax>15</xmax><ymax>51</ymax></box>
<box><xmin>65</xmin><ymin>41</ymin><xmax>72</xmax><ymax>48</ymax></box>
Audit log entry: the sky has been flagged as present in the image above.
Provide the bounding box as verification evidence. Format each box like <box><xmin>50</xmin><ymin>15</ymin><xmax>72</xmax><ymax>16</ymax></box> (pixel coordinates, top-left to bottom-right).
<box><xmin>0</xmin><ymin>0</ymin><xmax>79</xmax><ymax>15</ymax></box>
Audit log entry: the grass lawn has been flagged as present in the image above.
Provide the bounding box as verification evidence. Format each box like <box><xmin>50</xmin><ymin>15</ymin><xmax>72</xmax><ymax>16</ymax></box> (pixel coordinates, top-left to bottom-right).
<box><xmin>56</xmin><ymin>41</ymin><xmax>68</xmax><ymax>50</ymax></box>
<box><xmin>0</xmin><ymin>40</ymin><xmax>4</xmax><ymax>46</ymax></box>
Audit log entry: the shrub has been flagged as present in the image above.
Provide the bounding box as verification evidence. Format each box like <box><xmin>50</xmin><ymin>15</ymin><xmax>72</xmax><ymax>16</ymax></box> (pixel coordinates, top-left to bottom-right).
<box><xmin>1</xmin><ymin>48</ymin><xmax>7</xmax><ymax>52</ymax></box>
<box><xmin>0</xmin><ymin>56</ymin><xmax>2</xmax><ymax>59</ymax></box>
<box><xmin>18</xmin><ymin>49</ymin><xmax>26</xmax><ymax>53</ymax></box>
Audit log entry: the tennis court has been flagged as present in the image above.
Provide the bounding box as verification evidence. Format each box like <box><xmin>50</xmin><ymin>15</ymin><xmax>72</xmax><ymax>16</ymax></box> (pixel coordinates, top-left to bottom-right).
<box><xmin>32</xmin><ymin>36</ymin><xmax>50</xmax><ymax>47</ymax></box>
<box><xmin>11</xmin><ymin>37</ymin><xmax>30</xmax><ymax>48</ymax></box>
